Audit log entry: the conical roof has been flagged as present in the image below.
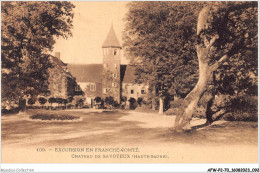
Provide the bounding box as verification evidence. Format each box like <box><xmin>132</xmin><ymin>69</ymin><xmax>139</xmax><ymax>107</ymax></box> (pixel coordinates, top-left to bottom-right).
<box><xmin>102</xmin><ymin>24</ymin><xmax>121</xmax><ymax>48</ymax></box>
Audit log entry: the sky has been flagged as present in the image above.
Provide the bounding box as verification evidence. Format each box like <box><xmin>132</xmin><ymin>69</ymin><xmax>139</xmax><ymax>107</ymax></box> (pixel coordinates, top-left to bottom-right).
<box><xmin>52</xmin><ymin>1</ymin><xmax>129</xmax><ymax>64</ymax></box>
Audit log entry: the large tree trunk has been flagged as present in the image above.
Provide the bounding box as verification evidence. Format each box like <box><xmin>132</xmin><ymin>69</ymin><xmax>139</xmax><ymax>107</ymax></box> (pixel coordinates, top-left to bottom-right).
<box><xmin>174</xmin><ymin>58</ymin><xmax>211</xmax><ymax>130</ymax></box>
<box><xmin>205</xmin><ymin>73</ymin><xmax>216</xmax><ymax>124</ymax></box>
<box><xmin>205</xmin><ymin>91</ymin><xmax>215</xmax><ymax>124</ymax></box>
<box><xmin>159</xmin><ymin>97</ymin><xmax>164</xmax><ymax>114</ymax></box>
<box><xmin>173</xmin><ymin>5</ymin><xmax>228</xmax><ymax>130</ymax></box>
<box><xmin>151</xmin><ymin>85</ymin><xmax>156</xmax><ymax>110</ymax></box>
<box><xmin>152</xmin><ymin>98</ymin><xmax>156</xmax><ymax>110</ymax></box>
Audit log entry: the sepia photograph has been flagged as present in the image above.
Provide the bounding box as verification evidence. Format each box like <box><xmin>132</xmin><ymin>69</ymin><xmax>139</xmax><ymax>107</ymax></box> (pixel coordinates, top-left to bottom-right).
<box><xmin>1</xmin><ymin>0</ymin><xmax>258</xmax><ymax>172</ymax></box>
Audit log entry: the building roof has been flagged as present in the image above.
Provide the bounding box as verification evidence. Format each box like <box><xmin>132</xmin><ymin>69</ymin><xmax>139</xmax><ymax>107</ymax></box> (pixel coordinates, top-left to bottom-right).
<box><xmin>51</xmin><ymin>56</ymin><xmax>67</xmax><ymax>68</ymax></box>
<box><xmin>67</xmin><ymin>64</ymin><xmax>103</xmax><ymax>83</ymax></box>
<box><xmin>50</xmin><ymin>55</ymin><xmax>73</xmax><ymax>78</ymax></box>
<box><xmin>122</xmin><ymin>65</ymin><xmax>136</xmax><ymax>83</ymax></box>
<box><xmin>102</xmin><ymin>25</ymin><xmax>122</xmax><ymax>48</ymax></box>
<box><xmin>67</xmin><ymin>63</ymin><xmax>137</xmax><ymax>84</ymax></box>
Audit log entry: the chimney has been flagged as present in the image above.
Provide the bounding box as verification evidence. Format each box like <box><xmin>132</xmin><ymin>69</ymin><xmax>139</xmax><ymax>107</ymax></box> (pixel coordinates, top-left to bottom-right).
<box><xmin>55</xmin><ymin>52</ymin><xmax>60</xmax><ymax>59</ymax></box>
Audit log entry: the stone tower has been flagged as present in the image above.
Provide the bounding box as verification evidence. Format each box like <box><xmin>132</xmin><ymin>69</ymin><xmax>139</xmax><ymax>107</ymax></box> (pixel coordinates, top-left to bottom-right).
<box><xmin>102</xmin><ymin>24</ymin><xmax>122</xmax><ymax>103</ymax></box>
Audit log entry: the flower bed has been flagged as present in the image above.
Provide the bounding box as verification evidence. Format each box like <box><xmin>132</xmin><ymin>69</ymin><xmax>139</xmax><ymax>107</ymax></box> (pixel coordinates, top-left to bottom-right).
<box><xmin>30</xmin><ymin>114</ymin><xmax>80</xmax><ymax>121</ymax></box>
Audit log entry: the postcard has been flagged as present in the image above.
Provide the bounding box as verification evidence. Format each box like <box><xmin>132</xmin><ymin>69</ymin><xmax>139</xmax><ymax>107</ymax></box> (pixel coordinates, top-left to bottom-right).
<box><xmin>1</xmin><ymin>1</ymin><xmax>258</xmax><ymax>172</ymax></box>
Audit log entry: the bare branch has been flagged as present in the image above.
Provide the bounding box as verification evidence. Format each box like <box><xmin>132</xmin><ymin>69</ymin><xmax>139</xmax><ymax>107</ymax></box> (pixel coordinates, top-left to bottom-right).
<box><xmin>210</xmin><ymin>54</ymin><xmax>229</xmax><ymax>72</ymax></box>
<box><xmin>206</xmin><ymin>35</ymin><xmax>219</xmax><ymax>48</ymax></box>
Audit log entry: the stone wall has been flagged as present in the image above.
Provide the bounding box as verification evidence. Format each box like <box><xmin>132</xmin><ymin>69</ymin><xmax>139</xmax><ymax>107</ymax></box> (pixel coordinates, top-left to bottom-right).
<box><xmin>48</xmin><ymin>64</ymin><xmax>77</xmax><ymax>99</ymax></box>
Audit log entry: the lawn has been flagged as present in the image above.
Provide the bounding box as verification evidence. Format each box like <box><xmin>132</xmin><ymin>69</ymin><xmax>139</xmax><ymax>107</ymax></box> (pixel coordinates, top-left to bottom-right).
<box><xmin>1</xmin><ymin>109</ymin><xmax>258</xmax><ymax>163</ymax></box>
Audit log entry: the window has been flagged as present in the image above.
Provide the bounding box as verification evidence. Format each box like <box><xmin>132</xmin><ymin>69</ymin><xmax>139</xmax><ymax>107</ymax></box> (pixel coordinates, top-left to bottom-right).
<box><xmin>131</xmin><ymin>90</ymin><xmax>134</xmax><ymax>94</ymax></box>
<box><xmin>141</xmin><ymin>90</ymin><xmax>145</xmax><ymax>94</ymax></box>
<box><xmin>103</xmin><ymin>88</ymin><xmax>107</xmax><ymax>94</ymax></box>
<box><xmin>90</xmin><ymin>84</ymin><xmax>96</xmax><ymax>91</ymax></box>
<box><xmin>75</xmin><ymin>85</ymin><xmax>81</xmax><ymax>91</ymax></box>
<box><xmin>112</xmin><ymin>73</ymin><xmax>117</xmax><ymax>79</ymax></box>
<box><xmin>114</xmin><ymin>64</ymin><xmax>117</xmax><ymax>69</ymax></box>
<box><xmin>114</xmin><ymin>49</ymin><xmax>117</xmax><ymax>55</ymax></box>
<box><xmin>112</xmin><ymin>82</ymin><xmax>117</xmax><ymax>87</ymax></box>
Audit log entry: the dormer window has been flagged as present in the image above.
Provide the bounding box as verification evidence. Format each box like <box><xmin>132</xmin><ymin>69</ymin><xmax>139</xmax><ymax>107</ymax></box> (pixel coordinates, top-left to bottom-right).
<box><xmin>75</xmin><ymin>85</ymin><xmax>81</xmax><ymax>91</ymax></box>
<box><xmin>114</xmin><ymin>49</ymin><xmax>117</xmax><ymax>55</ymax></box>
<box><xmin>90</xmin><ymin>84</ymin><xmax>96</xmax><ymax>91</ymax></box>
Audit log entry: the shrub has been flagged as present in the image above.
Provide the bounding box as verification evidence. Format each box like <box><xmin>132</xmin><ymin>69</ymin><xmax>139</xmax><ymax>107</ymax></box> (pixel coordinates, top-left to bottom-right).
<box><xmin>63</xmin><ymin>99</ymin><xmax>68</xmax><ymax>106</ymax></box>
<box><xmin>56</xmin><ymin>98</ymin><xmax>63</xmax><ymax>105</ymax></box>
<box><xmin>121</xmin><ymin>96</ymin><xmax>127</xmax><ymax>103</ymax></box>
<box><xmin>28</xmin><ymin>98</ymin><xmax>36</xmax><ymax>105</ymax></box>
<box><xmin>223</xmin><ymin>112</ymin><xmax>258</xmax><ymax>122</ymax></box>
<box><xmin>135</xmin><ymin>106</ymin><xmax>158</xmax><ymax>113</ymax></box>
<box><xmin>128</xmin><ymin>97</ymin><xmax>137</xmax><ymax>109</ymax></box>
<box><xmin>170</xmin><ymin>98</ymin><xmax>184</xmax><ymax>108</ymax></box>
<box><xmin>105</xmin><ymin>96</ymin><xmax>114</xmax><ymax>108</ymax></box>
<box><xmin>48</xmin><ymin>97</ymin><xmax>56</xmax><ymax>106</ymax></box>
<box><xmin>223</xmin><ymin>95</ymin><xmax>257</xmax><ymax>122</ymax></box>
<box><xmin>30</xmin><ymin>114</ymin><xmax>80</xmax><ymax>120</ymax></box>
<box><xmin>67</xmin><ymin>96</ymin><xmax>74</xmax><ymax>103</ymax></box>
<box><xmin>137</xmin><ymin>97</ymin><xmax>143</xmax><ymax>107</ymax></box>
<box><xmin>38</xmin><ymin>97</ymin><xmax>47</xmax><ymax>107</ymax></box>
<box><xmin>167</xmin><ymin>94</ymin><xmax>258</xmax><ymax>122</ymax></box>
<box><xmin>94</xmin><ymin>97</ymin><xmax>102</xmax><ymax>103</ymax></box>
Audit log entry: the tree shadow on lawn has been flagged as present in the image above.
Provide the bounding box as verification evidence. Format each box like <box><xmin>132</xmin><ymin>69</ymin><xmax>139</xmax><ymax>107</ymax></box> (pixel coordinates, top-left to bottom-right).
<box><xmin>2</xmin><ymin>110</ymin><xmax>146</xmax><ymax>146</ymax></box>
<box><xmin>157</xmin><ymin>121</ymin><xmax>258</xmax><ymax>145</ymax></box>
<box><xmin>35</xmin><ymin>120</ymin><xmax>257</xmax><ymax>147</ymax></box>
<box><xmin>36</xmin><ymin>125</ymin><xmax>169</xmax><ymax>147</ymax></box>
<box><xmin>2</xmin><ymin>110</ymin><xmax>258</xmax><ymax>147</ymax></box>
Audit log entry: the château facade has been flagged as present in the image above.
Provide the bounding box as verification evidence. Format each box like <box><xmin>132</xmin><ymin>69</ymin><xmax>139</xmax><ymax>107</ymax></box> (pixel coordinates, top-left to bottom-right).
<box><xmin>68</xmin><ymin>25</ymin><xmax>149</xmax><ymax>107</ymax></box>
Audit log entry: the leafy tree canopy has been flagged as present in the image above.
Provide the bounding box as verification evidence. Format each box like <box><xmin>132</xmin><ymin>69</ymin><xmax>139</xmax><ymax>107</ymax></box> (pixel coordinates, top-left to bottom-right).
<box><xmin>204</xmin><ymin>1</ymin><xmax>258</xmax><ymax>96</ymax></box>
<box><xmin>123</xmin><ymin>2</ymin><xmax>205</xmax><ymax>100</ymax></box>
<box><xmin>1</xmin><ymin>1</ymin><xmax>75</xmax><ymax>104</ymax></box>
<box><xmin>38</xmin><ymin>97</ymin><xmax>47</xmax><ymax>105</ymax></box>
<box><xmin>124</xmin><ymin>1</ymin><xmax>257</xmax><ymax>105</ymax></box>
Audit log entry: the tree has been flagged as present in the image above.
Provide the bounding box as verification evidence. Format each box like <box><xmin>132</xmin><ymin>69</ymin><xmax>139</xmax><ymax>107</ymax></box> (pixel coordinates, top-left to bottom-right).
<box><xmin>124</xmin><ymin>2</ymin><xmax>257</xmax><ymax>128</ymax></box>
<box><xmin>123</xmin><ymin>2</ymin><xmax>204</xmax><ymax>114</ymax></box>
<box><xmin>63</xmin><ymin>99</ymin><xmax>68</xmax><ymax>108</ymax></box>
<box><xmin>128</xmin><ymin>97</ymin><xmax>137</xmax><ymax>110</ymax></box>
<box><xmin>174</xmin><ymin>1</ymin><xmax>257</xmax><ymax>130</ymax></box>
<box><xmin>48</xmin><ymin>97</ymin><xmax>56</xmax><ymax>107</ymax></box>
<box><xmin>137</xmin><ymin>97</ymin><xmax>143</xmax><ymax>107</ymax></box>
<box><xmin>1</xmin><ymin>2</ymin><xmax>75</xmax><ymax>107</ymax></box>
<box><xmin>94</xmin><ymin>97</ymin><xmax>102</xmax><ymax>108</ymax></box>
<box><xmin>55</xmin><ymin>98</ymin><xmax>63</xmax><ymax>107</ymax></box>
<box><xmin>38</xmin><ymin>97</ymin><xmax>47</xmax><ymax>108</ymax></box>
<box><xmin>94</xmin><ymin>97</ymin><xmax>102</xmax><ymax>103</ymax></box>
<box><xmin>105</xmin><ymin>96</ymin><xmax>114</xmax><ymax>109</ymax></box>
<box><xmin>27</xmin><ymin>98</ymin><xmax>36</xmax><ymax>105</ymax></box>
<box><xmin>76</xmin><ymin>98</ymin><xmax>84</xmax><ymax>108</ymax></box>
<box><xmin>121</xmin><ymin>96</ymin><xmax>127</xmax><ymax>108</ymax></box>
